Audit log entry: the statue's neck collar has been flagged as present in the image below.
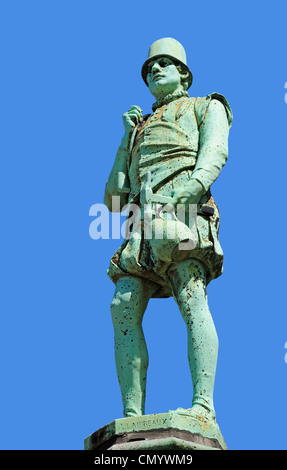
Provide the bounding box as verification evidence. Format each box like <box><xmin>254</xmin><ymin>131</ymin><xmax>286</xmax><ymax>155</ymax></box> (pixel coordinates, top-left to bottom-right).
<box><xmin>152</xmin><ymin>90</ymin><xmax>189</xmax><ymax>112</ymax></box>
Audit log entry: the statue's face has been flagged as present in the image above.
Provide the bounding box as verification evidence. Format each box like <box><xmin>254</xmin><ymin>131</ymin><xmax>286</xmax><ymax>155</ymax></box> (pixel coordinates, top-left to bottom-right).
<box><xmin>146</xmin><ymin>57</ymin><xmax>183</xmax><ymax>99</ymax></box>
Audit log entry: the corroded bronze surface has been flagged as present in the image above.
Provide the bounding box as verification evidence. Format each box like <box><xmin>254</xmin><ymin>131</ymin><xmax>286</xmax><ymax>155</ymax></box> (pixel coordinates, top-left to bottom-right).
<box><xmin>85</xmin><ymin>412</ymin><xmax>227</xmax><ymax>450</ymax></box>
<box><xmin>100</xmin><ymin>37</ymin><xmax>232</xmax><ymax>448</ymax></box>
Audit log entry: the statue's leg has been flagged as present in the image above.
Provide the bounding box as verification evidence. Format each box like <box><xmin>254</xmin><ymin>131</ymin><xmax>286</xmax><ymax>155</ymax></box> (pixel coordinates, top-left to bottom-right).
<box><xmin>110</xmin><ymin>275</ymin><xmax>157</xmax><ymax>417</ymax></box>
<box><xmin>168</xmin><ymin>259</ymin><xmax>219</xmax><ymax>418</ymax></box>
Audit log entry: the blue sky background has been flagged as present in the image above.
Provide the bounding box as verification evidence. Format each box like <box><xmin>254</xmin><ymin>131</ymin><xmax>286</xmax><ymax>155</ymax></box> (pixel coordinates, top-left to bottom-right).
<box><xmin>1</xmin><ymin>0</ymin><xmax>287</xmax><ymax>450</ymax></box>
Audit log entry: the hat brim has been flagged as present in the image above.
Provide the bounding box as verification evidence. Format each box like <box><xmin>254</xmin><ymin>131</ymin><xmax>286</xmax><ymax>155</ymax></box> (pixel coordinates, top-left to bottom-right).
<box><xmin>141</xmin><ymin>54</ymin><xmax>193</xmax><ymax>89</ymax></box>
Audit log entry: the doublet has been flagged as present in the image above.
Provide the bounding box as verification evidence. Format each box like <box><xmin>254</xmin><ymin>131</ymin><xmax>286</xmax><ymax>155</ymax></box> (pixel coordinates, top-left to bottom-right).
<box><xmin>105</xmin><ymin>93</ymin><xmax>233</xmax><ymax>298</ymax></box>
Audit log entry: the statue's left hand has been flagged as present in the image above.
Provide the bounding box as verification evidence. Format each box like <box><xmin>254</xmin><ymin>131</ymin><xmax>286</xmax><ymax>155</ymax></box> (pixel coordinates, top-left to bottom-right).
<box><xmin>171</xmin><ymin>180</ymin><xmax>205</xmax><ymax>209</ymax></box>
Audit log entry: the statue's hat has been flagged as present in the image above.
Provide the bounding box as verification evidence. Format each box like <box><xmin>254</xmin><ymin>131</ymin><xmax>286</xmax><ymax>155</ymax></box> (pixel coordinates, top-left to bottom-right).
<box><xmin>141</xmin><ymin>37</ymin><xmax>193</xmax><ymax>89</ymax></box>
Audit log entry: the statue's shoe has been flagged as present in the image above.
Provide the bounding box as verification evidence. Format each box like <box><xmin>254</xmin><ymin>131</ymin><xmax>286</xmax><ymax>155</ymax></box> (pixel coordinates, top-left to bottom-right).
<box><xmin>170</xmin><ymin>404</ymin><xmax>216</xmax><ymax>423</ymax></box>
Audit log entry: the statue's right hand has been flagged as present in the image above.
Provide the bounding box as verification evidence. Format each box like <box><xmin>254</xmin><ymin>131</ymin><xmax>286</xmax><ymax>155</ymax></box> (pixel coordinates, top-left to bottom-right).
<box><xmin>123</xmin><ymin>105</ymin><xmax>143</xmax><ymax>135</ymax></box>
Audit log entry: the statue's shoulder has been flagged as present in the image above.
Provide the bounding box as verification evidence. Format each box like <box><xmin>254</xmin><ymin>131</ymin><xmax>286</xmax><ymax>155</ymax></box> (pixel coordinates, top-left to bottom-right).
<box><xmin>143</xmin><ymin>113</ymin><xmax>151</xmax><ymax>121</ymax></box>
<box><xmin>193</xmin><ymin>93</ymin><xmax>233</xmax><ymax>128</ymax></box>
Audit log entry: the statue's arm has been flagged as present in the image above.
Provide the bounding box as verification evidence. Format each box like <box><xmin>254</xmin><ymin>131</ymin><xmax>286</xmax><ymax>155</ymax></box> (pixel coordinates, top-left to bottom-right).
<box><xmin>171</xmin><ymin>97</ymin><xmax>231</xmax><ymax>206</ymax></box>
<box><xmin>104</xmin><ymin>135</ymin><xmax>130</xmax><ymax>213</ymax></box>
<box><xmin>104</xmin><ymin>105</ymin><xmax>143</xmax><ymax>213</ymax></box>
<box><xmin>190</xmin><ymin>98</ymin><xmax>230</xmax><ymax>195</ymax></box>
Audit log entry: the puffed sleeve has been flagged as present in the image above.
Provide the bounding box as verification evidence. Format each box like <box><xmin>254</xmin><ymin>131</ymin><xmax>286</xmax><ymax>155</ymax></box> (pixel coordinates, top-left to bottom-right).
<box><xmin>190</xmin><ymin>93</ymin><xmax>233</xmax><ymax>192</ymax></box>
<box><xmin>195</xmin><ymin>93</ymin><xmax>233</xmax><ymax>128</ymax></box>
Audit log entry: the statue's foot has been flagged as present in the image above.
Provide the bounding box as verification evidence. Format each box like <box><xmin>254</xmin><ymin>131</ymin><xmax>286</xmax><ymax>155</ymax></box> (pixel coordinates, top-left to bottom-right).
<box><xmin>170</xmin><ymin>404</ymin><xmax>216</xmax><ymax>423</ymax></box>
<box><xmin>124</xmin><ymin>411</ymin><xmax>143</xmax><ymax>418</ymax></box>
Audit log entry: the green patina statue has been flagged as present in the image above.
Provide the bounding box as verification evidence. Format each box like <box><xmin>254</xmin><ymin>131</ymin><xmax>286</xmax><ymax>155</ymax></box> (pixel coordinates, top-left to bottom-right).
<box><xmin>104</xmin><ymin>38</ymin><xmax>232</xmax><ymax>432</ymax></box>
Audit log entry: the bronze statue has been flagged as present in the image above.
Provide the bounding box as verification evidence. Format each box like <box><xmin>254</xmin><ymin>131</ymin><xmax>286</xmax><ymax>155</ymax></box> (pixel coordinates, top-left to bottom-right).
<box><xmin>104</xmin><ymin>38</ymin><xmax>232</xmax><ymax>426</ymax></box>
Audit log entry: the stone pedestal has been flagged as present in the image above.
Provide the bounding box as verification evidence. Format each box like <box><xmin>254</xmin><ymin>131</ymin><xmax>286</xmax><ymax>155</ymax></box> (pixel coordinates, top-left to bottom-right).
<box><xmin>84</xmin><ymin>411</ymin><xmax>227</xmax><ymax>450</ymax></box>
